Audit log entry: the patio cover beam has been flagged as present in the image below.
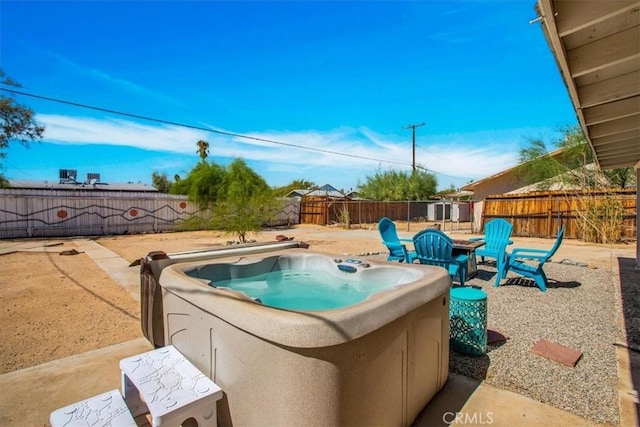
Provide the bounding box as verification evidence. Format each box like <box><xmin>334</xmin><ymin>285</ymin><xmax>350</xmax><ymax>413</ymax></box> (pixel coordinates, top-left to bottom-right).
<box><xmin>536</xmin><ymin>0</ymin><xmax>640</xmax><ymax>267</ymax></box>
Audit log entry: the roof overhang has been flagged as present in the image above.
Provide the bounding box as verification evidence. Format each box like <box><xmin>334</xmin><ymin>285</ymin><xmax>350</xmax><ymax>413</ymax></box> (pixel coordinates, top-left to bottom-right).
<box><xmin>536</xmin><ymin>0</ymin><xmax>640</xmax><ymax>170</ymax></box>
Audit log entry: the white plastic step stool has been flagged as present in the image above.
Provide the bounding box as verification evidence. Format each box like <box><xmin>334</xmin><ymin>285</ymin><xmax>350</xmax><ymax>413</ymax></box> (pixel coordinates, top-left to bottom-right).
<box><xmin>50</xmin><ymin>388</ymin><xmax>137</xmax><ymax>427</ymax></box>
<box><xmin>120</xmin><ymin>345</ymin><xmax>223</xmax><ymax>427</ymax></box>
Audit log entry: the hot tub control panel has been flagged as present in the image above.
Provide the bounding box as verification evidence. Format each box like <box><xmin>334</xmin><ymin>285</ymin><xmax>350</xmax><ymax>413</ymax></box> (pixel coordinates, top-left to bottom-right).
<box><xmin>334</xmin><ymin>258</ymin><xmax>370</xmax><ymax>273</ymax></box>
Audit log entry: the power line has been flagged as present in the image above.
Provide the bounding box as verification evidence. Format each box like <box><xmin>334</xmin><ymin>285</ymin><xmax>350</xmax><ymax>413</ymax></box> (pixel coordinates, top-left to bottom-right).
<box><xmin>2</xmin><ymin>87</ymin><xmax>473</xmax><ymax>181</ymax></box>
<box><xmin>1</xmin><ymin>87</ymin><xmax>412</xmax><ymax>168</ymax></box>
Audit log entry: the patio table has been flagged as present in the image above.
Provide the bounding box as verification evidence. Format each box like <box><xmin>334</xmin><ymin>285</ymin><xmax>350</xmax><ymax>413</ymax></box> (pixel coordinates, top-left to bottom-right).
<box><xmin>452</xmin><ymin>239</ymin><xmax>485</xmax><ymax>279</ymax></box>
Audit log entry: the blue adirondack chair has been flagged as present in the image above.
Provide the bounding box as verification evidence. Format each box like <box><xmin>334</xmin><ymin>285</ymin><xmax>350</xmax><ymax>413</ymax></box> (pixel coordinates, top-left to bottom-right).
<box><xmin>378</xmin><ymin>217</ymin><xmax>416</xmax><ymax>263</ymax></box>
<box><xmin>413</xmin><ymin>228</ymin><xmax>468</xmax><ymax>286</ymax></box>
<box><xmin>469</xmin><ymin>218</ymin><xmax>513</xmax><ymax>264</ymax></box>
<box><xmin>495</xmin><ymin>225</ymin><xmax>565</xmax><ymax>292</ymax></box>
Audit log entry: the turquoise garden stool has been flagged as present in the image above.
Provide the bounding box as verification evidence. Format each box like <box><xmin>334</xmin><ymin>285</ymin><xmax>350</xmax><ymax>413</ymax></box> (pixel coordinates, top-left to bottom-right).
<box><xmin>449</xmin><ymin>287</ymin><xmax>487</xmax><ymax>356</ymax></box>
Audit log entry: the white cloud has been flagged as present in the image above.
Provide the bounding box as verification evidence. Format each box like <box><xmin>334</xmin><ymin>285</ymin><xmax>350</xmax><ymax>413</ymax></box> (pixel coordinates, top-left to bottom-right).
<box><xmin>37</xmin><ymin>113</ymin><xmax>535</xmax><ymax>189</ymax></box>
<box><xmin>39</xmin><ymin>114</ymin><xmax>209</xmax><ymax>153</ymax></box>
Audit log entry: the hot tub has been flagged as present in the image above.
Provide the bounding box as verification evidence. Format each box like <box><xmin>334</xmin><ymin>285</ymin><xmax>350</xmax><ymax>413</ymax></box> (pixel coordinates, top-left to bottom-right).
<box><xmin>152</xmin><ymin>248</ymin><xmax>451</xmax><ymax>426</ymax></box>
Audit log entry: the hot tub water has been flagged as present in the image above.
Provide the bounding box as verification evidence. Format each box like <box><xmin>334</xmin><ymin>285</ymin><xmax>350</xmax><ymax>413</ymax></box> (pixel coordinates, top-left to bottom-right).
<box><xmin>215</xmin><ymin>268</ymin><xmax>390</xmax><ymax>311</ymax></box>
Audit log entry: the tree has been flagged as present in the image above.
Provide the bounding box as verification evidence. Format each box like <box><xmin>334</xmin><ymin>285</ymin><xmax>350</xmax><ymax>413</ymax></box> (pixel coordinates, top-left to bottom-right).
<box><xmin>603</xmin><ymin>168</ymin><xmax>636</xmax><ymax>189</ymax></box>
<box><xmin>175</xmin><ymin>158</ymin><xmax>282</xmax><ymax>242</ymax></box>
<box><xmin>433</xmin><ymin>184</ymin><xmax>458</xmax><ymax>199</ymax></box>
<box><xmin>358</xmin><ymin>168</ymin><xmax>437</xmax><ymax>201</ymax></box>
<box><xmin>272</xmin><ymin>179</ymin><xmax>317</xmax><ymax>196</ymax></box>
<box><xmin>0</xmin><ymin>70</ymin><xmax>45</xmax><ymax>186</ymax></box>
<box><xmin>221</xmin><ymin>158</ymin><xmax>270</xmax><ymax>201</ymax></box>
<box><xmin>170</xmin><ymin>161</ymin><xmax>225</xmax><ymax>204</ymax></box>
<box><xmin>517</xmin><ymin>125</ymin><xmax>635</xmax><ymax>190</ymax></box>
<box><xmin>517</xmin><ymin>125</ymin><xmax>636</xmax><ymax>243</ymax></box>
<box><xmin>212</xmin><ymin>159</ymin><xmax>281</xmax><ymax>242</ymax></box>
<box><xmin>151</xmin><ymin>171</ymin><xmax>172</xmax><ymax>193</ymax></box>
<box><xmin>407</xmin><ymin>169</ymin><xmax>438</xmax><ymax>200</ymax></box>
<box><xmin>196</xmin><ymin>139</ymin><xmax>210</xmax><ymax>162</ymax></box>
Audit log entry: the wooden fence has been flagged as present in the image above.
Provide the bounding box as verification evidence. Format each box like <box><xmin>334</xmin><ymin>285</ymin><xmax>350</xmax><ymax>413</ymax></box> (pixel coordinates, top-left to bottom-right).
<box><xmin>482</xmin><ymin>189</ymin><xmax>637</xmax><ymax>239</ymax></box>
<box><xmin>299</xmin><ymin>198</ymin><xmax>470</xmax><ymax>225</ymax></box>
<box><xmin>0</xmin><ymin>189</ymin><xmax>300</xmax><ymax>238</ymax></box>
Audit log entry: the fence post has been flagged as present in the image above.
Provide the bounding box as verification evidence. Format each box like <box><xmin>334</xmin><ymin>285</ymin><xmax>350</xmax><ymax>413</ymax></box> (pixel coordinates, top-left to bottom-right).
<box><xmin>407</xmin><ymin>200</ymin><xmax>410</xmax><ymax>231</ymax></box>
<box><xmin>547</xmin><ymin>193</ymin><xmax>553</xmax><ymax>237</ymax></box>
<box><xmin>324</xmin><ymin>200</ymin><xmax>329</xmax><ymax>225</ymax></box>
<box><xmin>26</xmin><ymin>197</ymin><xmax>33</xmax><ymax>237</ymax></box>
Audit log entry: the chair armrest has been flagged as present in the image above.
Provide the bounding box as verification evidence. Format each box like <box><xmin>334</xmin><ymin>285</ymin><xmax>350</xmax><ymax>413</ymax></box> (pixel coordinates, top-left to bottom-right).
<box><xmin>398</xmin><ymin>238</ymin><xmax>413</xmax><ymax>242</ymax></box>
<box><xmin>383</xmin><ymin>240</ymin><xmax>403</xmax><ymax>249</ymax></box>
<box><xmin>511</xmin><ymin>248</ymin><xmax>547</xmax><ymax>255</ymax></box>
<box><xmin>509</xmin><ymin>248</ymin><xmax>548</xmax><ymax>261</ymax></box>
<box><xmin>453</xmin><ymin>254</ymin><xmax>469</xmax><ymax>263</ymax></box>
<box><xmin>468</xmin><ymin>237</ymin><xmax>484</xmax><ymax>242</ymax></box>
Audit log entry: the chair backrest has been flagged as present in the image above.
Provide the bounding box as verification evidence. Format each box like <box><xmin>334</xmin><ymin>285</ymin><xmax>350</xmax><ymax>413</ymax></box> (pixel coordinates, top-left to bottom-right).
<box><xmin>483</xmin><ymin>218</ymin><xmax>513</xmax><ymax>251</ymax></box>
<box><xmin>544</xmin><ymin>225</ymin><xmax>566</xmax><ymax>261</ymax></box>
<box><xmin>378</xmin><ymin>217</ymin><xmax>399</xmax><ymax>244</ymax></box>
<box><xmin>413</xmin><ymin>228</ymin><xmax>454</xmax><ymax>268</ymax></box>
<box><xmin>378</xmin><ymin>217</ymin><xmax>406</xmax><ymax>259</ymax></box>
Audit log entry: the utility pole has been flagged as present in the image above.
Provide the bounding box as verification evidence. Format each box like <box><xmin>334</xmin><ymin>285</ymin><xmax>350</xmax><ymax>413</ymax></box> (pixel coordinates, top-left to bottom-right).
<box><xmin>402</xmin><ymin>122</ymin><xmax>425</xmax><ymax>172</ymax></box>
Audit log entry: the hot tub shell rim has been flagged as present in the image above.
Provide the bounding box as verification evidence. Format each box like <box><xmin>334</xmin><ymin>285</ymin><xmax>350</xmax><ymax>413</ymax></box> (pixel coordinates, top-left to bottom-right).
<box><xmin>159</xmin><ymin>249</ymin><xmax>451</xmax><ymax>348</ymax></box>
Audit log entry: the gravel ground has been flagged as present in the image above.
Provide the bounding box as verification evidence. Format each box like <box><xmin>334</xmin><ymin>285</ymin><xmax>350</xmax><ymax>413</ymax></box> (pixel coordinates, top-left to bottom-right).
<box><xmin>358</xmin><ymin>249</ymin><xmax>626</xmax><ymax>425</ymax></box>
<box><xmin>449</xmin><ymin>260</ymin><xmax>623</xmax><ymax>425</ymax></box>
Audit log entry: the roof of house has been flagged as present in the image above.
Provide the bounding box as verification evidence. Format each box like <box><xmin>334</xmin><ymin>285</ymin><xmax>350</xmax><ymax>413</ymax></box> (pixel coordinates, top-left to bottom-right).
<box><xmin>284</xmin><ymin>189</ymin><xmax>309</xmax><ymax>198</ymax></box>
<box><xmin>285</xmin><ymin>189</ymin><xmax>350</xmax><ymax>199</ymax></box>
<box><xmin>506</xmin><ymin>163</ymin><xmax>608</xmax><ymax>194</ymax></box>
<box><xmin>536</xmin><ymin>0</ymin><xmax>640</xmax><ymax>170</ymax></box>
<box><xmin>284</xmin><ymin>184</ymin><xmax>350</xmax><ymax>199</ymax></box>
<box><xmin>7</xmin><ymin>179</ymin><xmax>160</xmax><ymax>192</ymax></box>
<box><xmin>461</xmin><ymin>149</ymin><xmax>566</xmax><ymax>191</ymax></box>
<box><xmin>442</xmin><ymin>190</ymin><xmax>474</xmax><ymax>199</ymax></box>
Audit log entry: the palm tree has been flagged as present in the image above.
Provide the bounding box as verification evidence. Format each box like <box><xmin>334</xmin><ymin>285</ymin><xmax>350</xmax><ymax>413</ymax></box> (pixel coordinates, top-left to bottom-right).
<box><xmin>196</xmin><ymin>140</ymin><xmax>210</xmax><ymax>162</ymax></box>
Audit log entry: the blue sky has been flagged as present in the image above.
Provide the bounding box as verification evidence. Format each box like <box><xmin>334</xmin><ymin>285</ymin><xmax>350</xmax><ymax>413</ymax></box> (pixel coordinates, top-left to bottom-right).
<box><xmin>1</xmin><ymin>0</ymin><xmax>577</xmax><ymax>192</ymax></box>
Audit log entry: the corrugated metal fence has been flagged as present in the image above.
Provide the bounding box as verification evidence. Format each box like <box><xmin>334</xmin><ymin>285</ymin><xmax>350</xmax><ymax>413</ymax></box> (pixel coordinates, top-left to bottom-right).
<box><xmin>0</xmin><ymin>189</ymin><xmax>300</xmax><ymax>238</ymax></box>
<box><xmin>482</xmin><ymin>189</ymin><xmax>637</xmax><ymax>239</ymax></box>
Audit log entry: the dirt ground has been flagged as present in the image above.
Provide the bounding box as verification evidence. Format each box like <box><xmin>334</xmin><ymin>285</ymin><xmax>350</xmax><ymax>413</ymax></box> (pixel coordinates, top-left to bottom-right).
<box><xmin>0</xmin><ymin>251</ymin><xmax>141</xmax><ymax>374</ymax></box>
<box><xmin>0</xmin><ymin>222</ymin><xmax>636</xmax><ymax>375</ymax></box>
<box><xmin>0</xmin><ymin>224</ymin><xmax>377</xmax><ymax>374</ymax></box>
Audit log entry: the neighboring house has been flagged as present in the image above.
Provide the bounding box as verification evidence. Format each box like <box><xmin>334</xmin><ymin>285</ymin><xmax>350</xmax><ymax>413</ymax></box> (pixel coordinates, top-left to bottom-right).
<box><xmin>460</xmin><ymin>150</ymin><xmax>566</xmax><ymax>230</ymax></box>
<box><xmin>284</xmin><ymin>189</ymin><xmax>309</xmax><ymax>199</ymax></box>
<box><xmin>346</xmin><ymin>190</ymin><xmax>361</xmax><ymax>200</ymax></box>
<box><xmin>7</xmin><ymin>179</ymin><xmax>159</xmax><ymax>193</ymax></box>
<box><xmin>442</xmin><ymin>190</ymin><xmax>473</xmax><ymax>201</ymax></box>
<box><xmin>461</xmin><ymin>165</ymin><xmax>532</xmax><ymax>231</ymax></box>
<box><xmin>1</xmin><ymin>177</ymin><xmax>178</xmax><ymax>238</ymax></box>
<box><xmin>285</xmin><ymin>184</ymin><xmax>351</xmax><ymax>200</ymax></box>
<box><xmin>505</xmin><ymin>164</ymin><xmax>605</xmax><ymax>195</ymax></box>
<box><xmin>7</xmin><ymin>169</ymin><xmax>160</xmax><ymax>193</ymax></box>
